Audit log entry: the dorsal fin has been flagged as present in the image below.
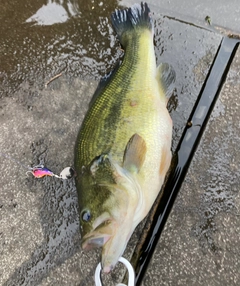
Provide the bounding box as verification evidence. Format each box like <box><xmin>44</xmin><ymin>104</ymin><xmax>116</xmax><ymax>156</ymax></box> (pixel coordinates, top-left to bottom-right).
<box><xmin>89</xmin><ymin>61</ymin><xmax>121</xmax><ymax>108</ymax></box>
<box><xmin>123</xmin><ymin>133</ymin><xmax>147</xmax><ymax>173</ymax></box>
<box><xmin>156</xmin><ymin>63</ymin><xmax>176</xmax><ymax>100</ymax></box>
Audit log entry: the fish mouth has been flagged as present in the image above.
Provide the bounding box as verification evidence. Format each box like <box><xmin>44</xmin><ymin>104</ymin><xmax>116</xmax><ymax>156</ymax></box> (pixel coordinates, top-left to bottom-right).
<box><xmin>81</xmin><ymin>212</ymin><xmax>114</xmax><ymax>251</ymax></box>
<box><xmin>81</xmin><ymin>233</ymin><xmax>111</xmax><ymax>250</ymax></box>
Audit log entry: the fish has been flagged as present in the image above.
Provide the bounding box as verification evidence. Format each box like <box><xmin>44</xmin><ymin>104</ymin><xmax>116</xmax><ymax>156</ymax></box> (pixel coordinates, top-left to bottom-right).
<box><xmin>74</xmin><ymin>2</ymin><xmax>175</xmax><ymax>273</ymax></box>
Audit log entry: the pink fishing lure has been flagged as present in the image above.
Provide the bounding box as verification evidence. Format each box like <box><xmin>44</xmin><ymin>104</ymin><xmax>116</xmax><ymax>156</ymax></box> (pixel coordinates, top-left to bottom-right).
<box><xmin>31</xmin><ymin>166</ymin><xmax>55</xmax><ymax>178</ymax></box>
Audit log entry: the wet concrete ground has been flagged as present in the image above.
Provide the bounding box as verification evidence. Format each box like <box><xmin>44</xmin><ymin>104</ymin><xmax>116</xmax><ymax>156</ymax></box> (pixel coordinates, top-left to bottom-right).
<box><xmin>0</xmin><ymin>1</ymin><xmax>239</xmax><ymax>285</ymax></box>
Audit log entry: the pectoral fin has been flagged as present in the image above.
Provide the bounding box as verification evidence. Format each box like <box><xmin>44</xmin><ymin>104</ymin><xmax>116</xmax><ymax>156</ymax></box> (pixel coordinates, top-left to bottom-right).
<box><xmin>123</xmin><ymin>133</ymin><xmax>147</xmax><ymax>173</ymax></box>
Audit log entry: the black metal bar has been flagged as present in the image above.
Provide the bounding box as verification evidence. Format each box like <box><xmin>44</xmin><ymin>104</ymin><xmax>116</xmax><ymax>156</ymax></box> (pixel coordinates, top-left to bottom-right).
<box><xmin>133</xmin><ymin>37</ymin><xmax>239</xmax><ymax>285</ymax></box>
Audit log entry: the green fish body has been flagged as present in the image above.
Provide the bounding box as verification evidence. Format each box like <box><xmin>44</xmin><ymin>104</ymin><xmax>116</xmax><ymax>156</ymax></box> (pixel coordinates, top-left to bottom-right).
<box><xmin>74</xmin><ymin>2</ymin><xmax>175</xmax><ymax>273</ymax></box>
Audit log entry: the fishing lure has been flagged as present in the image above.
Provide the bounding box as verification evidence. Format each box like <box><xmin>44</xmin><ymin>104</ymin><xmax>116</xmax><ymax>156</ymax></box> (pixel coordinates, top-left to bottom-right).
<box><xmin>26</xmin><ymin>165</ymin><xmax>75</xmax><ymax>179</ymax></box>
<box><xmin>26</xmin><ymin>165</ymin><xmax>58</xmax><ymax>178</ymax></box>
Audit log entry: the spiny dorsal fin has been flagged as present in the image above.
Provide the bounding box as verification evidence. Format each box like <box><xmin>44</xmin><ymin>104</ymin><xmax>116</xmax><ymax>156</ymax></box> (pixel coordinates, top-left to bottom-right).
<box><xmin>123</xmin><ymin>133</ymin><xmax>147</xmax><ymax>173</ymax></box>
<box><xmin>156</xmin><ymin>63</ymin><xmax>176</xmax><ymax>100</ymax></box>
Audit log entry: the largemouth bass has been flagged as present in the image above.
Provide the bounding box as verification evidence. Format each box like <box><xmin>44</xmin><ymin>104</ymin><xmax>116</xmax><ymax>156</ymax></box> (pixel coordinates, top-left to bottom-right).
<box><xmin>74</xmin><ymin>2</ymin><xmax>175</xmax><ymax>273</ymax></box>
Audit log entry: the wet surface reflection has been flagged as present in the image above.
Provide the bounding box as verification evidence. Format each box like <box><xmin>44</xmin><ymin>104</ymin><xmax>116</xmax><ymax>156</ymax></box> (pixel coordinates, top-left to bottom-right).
<box><xmin>0</xmin><ymin>0</ymin><xmax>121</xmax><ymax>97</ymax></box>
<box><xmin>26</xmin><ymin>0</ymin><xmax>81</xmax><ymax>25</ymax></box>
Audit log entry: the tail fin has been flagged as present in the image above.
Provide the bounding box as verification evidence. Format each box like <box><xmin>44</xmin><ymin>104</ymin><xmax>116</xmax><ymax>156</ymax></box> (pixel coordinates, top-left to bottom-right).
<box><xmin>111</xmin><ymin>2</ymin><xmax>153</xmax><ymax>47</ymax></box>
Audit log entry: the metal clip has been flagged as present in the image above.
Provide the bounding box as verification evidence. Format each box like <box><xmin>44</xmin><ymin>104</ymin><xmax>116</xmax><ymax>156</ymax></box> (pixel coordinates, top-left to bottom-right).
<box><xmin>95</xmin><ymin>257</ymin><xmax>135</xmax><ymax>286</ymax></box>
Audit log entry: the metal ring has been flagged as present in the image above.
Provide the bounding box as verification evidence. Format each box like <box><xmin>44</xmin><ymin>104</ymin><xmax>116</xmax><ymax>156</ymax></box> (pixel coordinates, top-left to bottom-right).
<box><xmin>94</xmin><ymin>256</ymin><xmax>135</xmax><ymax>286</ymax></box>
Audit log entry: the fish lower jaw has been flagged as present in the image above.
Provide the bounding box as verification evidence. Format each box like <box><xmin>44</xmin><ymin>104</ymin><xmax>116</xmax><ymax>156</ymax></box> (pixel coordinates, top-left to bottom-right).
<box><xmin>102</xmin><ymin>264</ymin><xmax>113</xmax><ymax>274</ymax></box>
<box><xmin>81</xmin><ymin>234</ymin><xmax>111</xmax><ymax>250</ymax></box>
<box><xmin>101</xmin><ymin>256</ymin><xmax>119</xmax><ymax>274</ymax></box>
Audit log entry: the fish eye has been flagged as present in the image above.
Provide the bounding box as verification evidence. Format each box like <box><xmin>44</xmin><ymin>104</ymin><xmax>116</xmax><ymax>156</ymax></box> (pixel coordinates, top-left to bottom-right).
<box><xmin>81</xmin><ymin>209</ymin><xmax>91</xmax><ymax>222</ymax></box>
